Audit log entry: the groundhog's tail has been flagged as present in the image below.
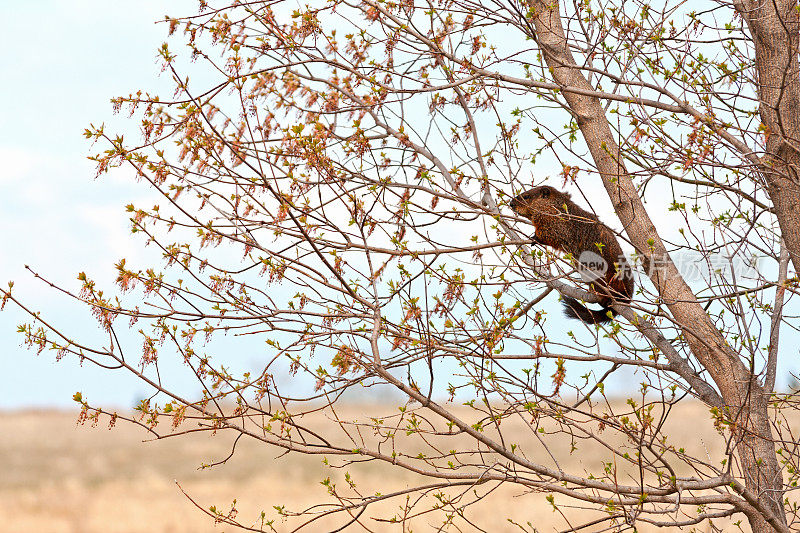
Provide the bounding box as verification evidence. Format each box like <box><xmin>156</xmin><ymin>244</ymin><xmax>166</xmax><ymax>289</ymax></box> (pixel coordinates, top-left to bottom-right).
<box><xmin>562</xmin><ymin>296</ymin><xmax>615</xmax><ymax>324</ymax></box>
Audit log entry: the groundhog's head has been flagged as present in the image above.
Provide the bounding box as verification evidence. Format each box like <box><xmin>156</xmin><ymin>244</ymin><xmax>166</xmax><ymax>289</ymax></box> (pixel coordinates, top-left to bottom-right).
<box><xmin>509</xmin><ymin>186</ymin><xmax>571</xmax><ymax>219</ymax></box>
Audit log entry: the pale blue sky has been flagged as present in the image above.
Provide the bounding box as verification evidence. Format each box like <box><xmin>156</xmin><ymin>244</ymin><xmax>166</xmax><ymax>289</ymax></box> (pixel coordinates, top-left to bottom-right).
<box><xmin>1</xmin><ymin>1</ymin><xmax>796</xmax><ymax>409</ymax></box>
<box><xmin>0</xmin><ymin>1</ymin><xmax>195</xmax><ymax>408</ymax></box>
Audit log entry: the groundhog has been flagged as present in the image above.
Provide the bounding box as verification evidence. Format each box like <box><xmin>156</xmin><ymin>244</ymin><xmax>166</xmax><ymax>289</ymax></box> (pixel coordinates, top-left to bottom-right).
<box><xmin>509</xmin><ymin>185</ymin><xmax>633</xmax><ymax>323</ymax></box>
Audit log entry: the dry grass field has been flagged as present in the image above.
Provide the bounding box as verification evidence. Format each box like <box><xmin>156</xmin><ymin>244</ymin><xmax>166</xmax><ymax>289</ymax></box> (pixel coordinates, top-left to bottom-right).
<box><xmin>0</xmin><ymin>402</ymin><xmax>755</xmax><ymax>532</ymax></box>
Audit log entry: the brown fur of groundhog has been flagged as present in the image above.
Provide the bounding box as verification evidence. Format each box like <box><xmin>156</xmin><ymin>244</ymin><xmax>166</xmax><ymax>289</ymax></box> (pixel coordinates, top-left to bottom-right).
<box><xmin>509</xmin><ymin>185</ymin><xmax>633</xmax><ymax>323</ymax></box>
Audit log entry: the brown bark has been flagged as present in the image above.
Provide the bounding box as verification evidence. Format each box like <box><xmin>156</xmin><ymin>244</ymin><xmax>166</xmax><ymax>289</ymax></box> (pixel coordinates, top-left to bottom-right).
<box><xmin>734</xmin><ymin>0</ymin><xmax>800</xmax><ymax>278</ymax></box>
<box><xmin>529</xmin><ymin>1</ymin><xmax>786</xmax><ymax>529</ymax></box>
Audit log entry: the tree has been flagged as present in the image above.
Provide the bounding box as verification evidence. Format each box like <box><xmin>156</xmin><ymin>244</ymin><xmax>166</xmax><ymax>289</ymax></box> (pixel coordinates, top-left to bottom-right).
<box><xmin>4</xmin><ymin>0</ymin><xmax>800</xmax><ymax>530</ymax></box>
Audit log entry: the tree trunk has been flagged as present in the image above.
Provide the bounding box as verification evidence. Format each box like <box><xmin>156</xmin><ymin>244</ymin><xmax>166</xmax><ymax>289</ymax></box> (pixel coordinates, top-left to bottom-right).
<box><xmin>529</xmin><ymin>1</ymin><xmax>786</xmax><ymax>528</ymax></box>
<box><xmin>734</xmin><ymin>0</ymin><xmax>800</xmax><ymax>276</ymax></box>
